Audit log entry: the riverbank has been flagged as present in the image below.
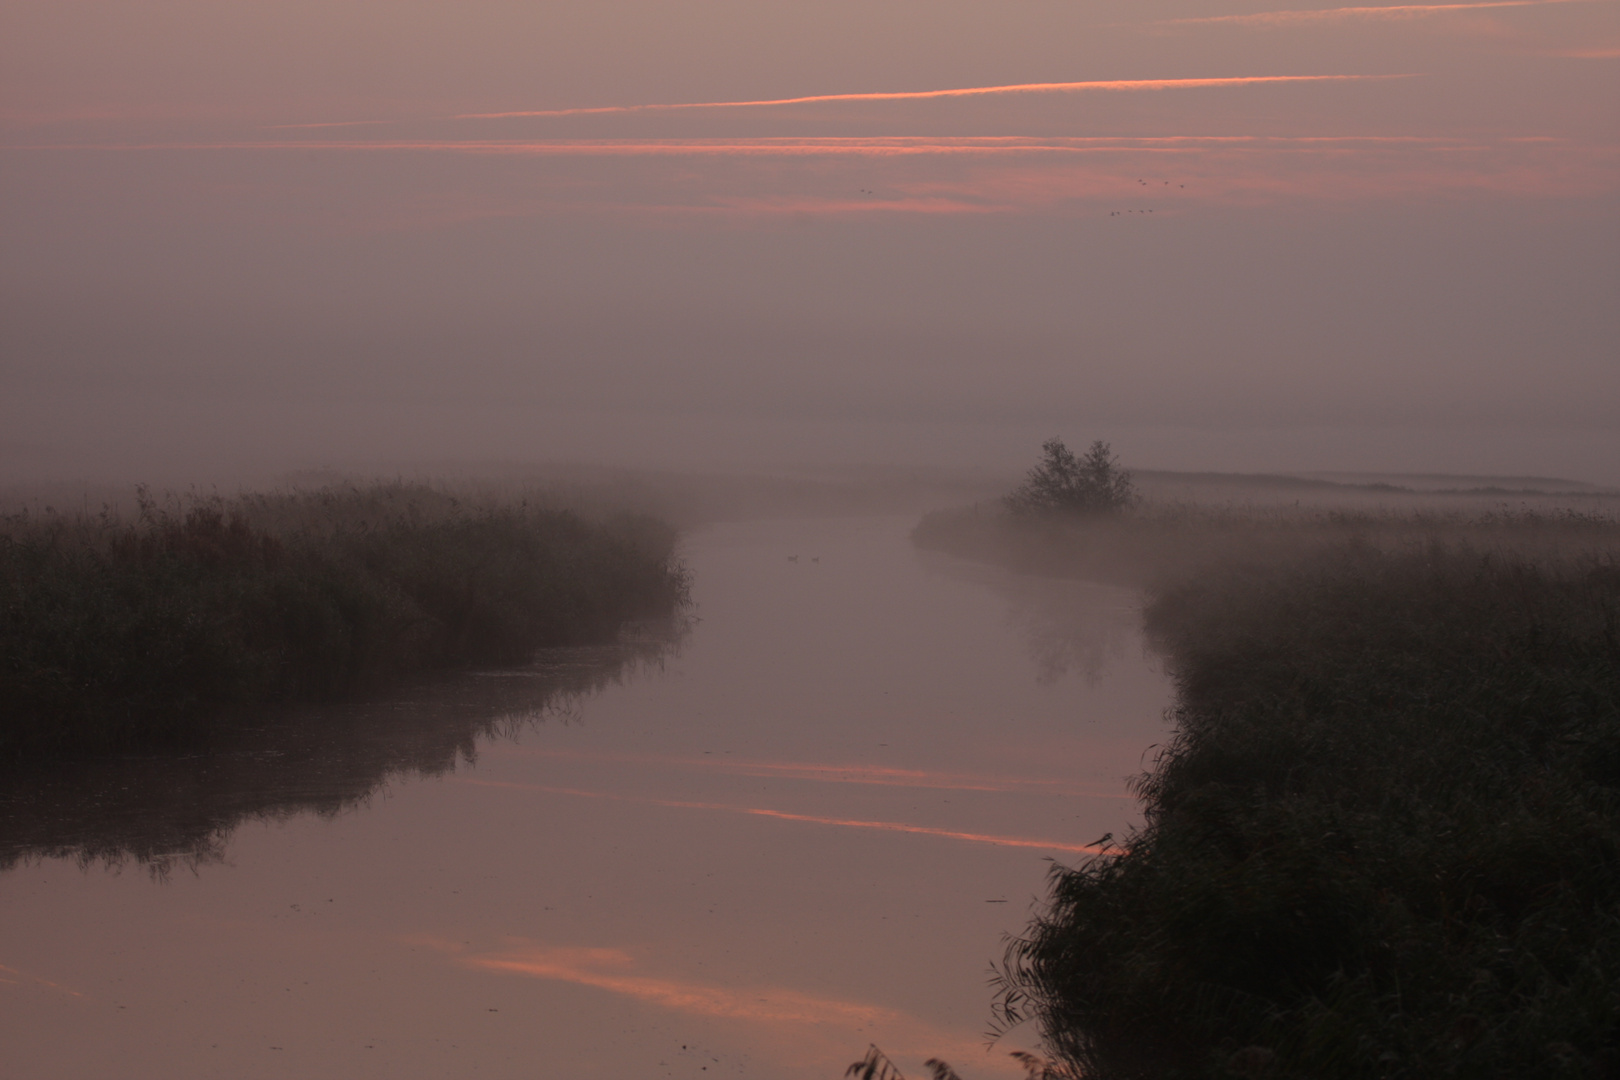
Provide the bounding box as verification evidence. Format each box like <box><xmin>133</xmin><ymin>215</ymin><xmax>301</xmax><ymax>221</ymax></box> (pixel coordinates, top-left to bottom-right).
<box><xmin>913</xmin><ymin>500</ymin><xmax>1618</xmax><ymax>590</ymax></box>
<box><xmin>919</xmin><ymin>504</ymin><xmax>1620</xmax><ymax>1078</ymax></box>
<box><xmin>0</xmin><ymin>483</ymin><xmax>688</xmax><ymax>764</ymax></box>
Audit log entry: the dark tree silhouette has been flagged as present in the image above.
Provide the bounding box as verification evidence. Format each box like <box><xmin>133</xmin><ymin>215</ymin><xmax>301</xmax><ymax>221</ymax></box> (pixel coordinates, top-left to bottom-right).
<box><xmin>1005</xmin><ymin>439</ymin><xmax>1136</xmax><ymax>516</ymax></box>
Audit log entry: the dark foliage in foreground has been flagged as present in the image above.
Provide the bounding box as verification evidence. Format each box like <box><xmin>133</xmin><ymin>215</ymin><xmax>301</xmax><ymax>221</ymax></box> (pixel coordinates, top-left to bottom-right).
<box><xmin>996</xmin><ymin>541</ymin><xmax>1620</xmax><ymax>1079</ymax></box>
<box><xmin>845</xmin><ymin>1043</ymin><xmax>1066</xmax><ymax>1080</ymax></box>
<box><xmin>0</xmin><ymin>485</ymin><xmax>688</xmax><ymax>762</ymax></box>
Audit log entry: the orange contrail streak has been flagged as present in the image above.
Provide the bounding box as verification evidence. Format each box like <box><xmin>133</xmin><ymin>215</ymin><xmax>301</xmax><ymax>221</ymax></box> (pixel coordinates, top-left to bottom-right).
<box><xmin>457</xmin><ymin>778</ymin><xmax>1105</xmax><ymax>854</ymax></box>
<box><xmin>1164</xmin><ymin>0</ymin><xmax>1592</xmax><ymax>25</ymax></box>
<box><xmin>266</xmin><ymin>119</ymin><xmax>395</xmax><ymax>130</ymax></box>
<box><xmin>456</xmin><ymin>74</ymin><xmax>1419</xmax><ymax>119</ymax></box>
<box><xmin>4</xmin><ymin>135</ymin><xmax>1467</xmax><ymax>156</ymax></box>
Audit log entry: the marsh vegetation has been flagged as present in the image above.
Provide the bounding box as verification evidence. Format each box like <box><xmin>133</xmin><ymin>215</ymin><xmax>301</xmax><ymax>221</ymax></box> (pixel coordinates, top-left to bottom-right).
<box><xmin>0</xmin><ymin>483</ymin><xmax>688</xmax><ymax>764</ymax></box>
<box><xmin>919</xmin><ymin>477</ymin><xmax>1620</xmax><ymax>1078</ymax></box>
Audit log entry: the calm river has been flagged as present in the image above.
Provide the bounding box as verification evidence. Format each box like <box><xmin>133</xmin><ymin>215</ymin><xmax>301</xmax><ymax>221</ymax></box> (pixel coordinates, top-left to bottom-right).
<box><xmin>0</xmin><ymin>516</ymin><xmax>1171</xmax><ymax>1079</ymax></box>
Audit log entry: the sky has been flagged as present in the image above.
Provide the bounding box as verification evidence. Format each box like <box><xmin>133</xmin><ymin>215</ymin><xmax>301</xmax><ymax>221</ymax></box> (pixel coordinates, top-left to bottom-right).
<box><xmin>2</xmin><ymin>0</ymin><xmax>1617</xmax><ymax>483</ymax></box>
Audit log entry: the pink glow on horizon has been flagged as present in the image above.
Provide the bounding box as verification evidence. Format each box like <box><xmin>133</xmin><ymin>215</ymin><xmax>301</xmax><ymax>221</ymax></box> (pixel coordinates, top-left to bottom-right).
<box><xmin>265</xmin><ymin>119</ymin><xmax>396</xmax><ymax>130</ymax></box>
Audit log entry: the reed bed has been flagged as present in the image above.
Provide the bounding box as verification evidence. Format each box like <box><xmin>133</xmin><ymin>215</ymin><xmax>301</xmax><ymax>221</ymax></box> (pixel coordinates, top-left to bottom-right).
<box><xmin>919</xmin><ymin>503</ymin><xmax>1620</xmax><ymax>1078</ymax></box>
<box><xmin>0</xmin><ymin>483</ymin><xmax>688</xmax><ymax>763</ymax></box>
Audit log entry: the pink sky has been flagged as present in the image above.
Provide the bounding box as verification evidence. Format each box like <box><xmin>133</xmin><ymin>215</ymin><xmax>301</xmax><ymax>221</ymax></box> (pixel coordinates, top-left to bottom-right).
<box><xmin>2</xmin><ymin>0</ymin><xmax>1616</xmax><ymax>481</ymax></box>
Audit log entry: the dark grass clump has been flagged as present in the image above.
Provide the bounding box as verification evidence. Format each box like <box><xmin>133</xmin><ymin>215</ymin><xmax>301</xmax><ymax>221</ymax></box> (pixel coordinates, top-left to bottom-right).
<box><xmin>996</xmin><ymin>542</ymin><xmax>1620</xmax><ymax>1078</ymax></box>
<box><xmin>0</xmin><ymin>484</ymin><xmax>688</xmax><ymax>762</ymax></box>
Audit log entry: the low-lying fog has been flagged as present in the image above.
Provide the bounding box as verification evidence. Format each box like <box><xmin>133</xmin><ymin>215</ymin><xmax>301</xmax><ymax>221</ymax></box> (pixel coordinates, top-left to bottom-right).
<box><xmin>4</xmin><ymin>198</ymin><xmax>1615</xmax><ymax>487</ymax></box>
<box><xmin>3</xmin><ymin>2</ymin><xmax>1616</xmax><ymax>1076</ymax></box>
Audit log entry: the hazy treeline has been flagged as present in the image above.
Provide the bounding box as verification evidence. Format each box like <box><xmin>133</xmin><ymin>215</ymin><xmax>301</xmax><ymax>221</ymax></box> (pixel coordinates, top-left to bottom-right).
<box><xmin>920</xmin><ymin>497</ymin><xmax>1620</xmax><ymax>1078</ymax></box>
<box><xmin>0</xmin><ymin>483</ymin><xmax>688</xmax><ymax>763</ymax></box>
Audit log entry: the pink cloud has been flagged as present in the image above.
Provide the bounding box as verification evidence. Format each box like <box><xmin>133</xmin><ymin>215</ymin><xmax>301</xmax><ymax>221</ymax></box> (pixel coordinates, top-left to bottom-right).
<box><xmin>455</xmin><ymin>74</ymin><xmax>1420</xmax><ymax>120</ymax></box>
<box><xmin>1159</xmin><ymin>0</ymin><xmax>1595</xmax><ymax>27</ymax></box>
<box><xmin>11</xmin><ymin>133</ymin><xmax>1606</xmax><ymax>228</ymax></box>
<box><xmin>0</xmin><ymin>134</ymin><xmax>1480</xmax><ymax>158</ymax></box>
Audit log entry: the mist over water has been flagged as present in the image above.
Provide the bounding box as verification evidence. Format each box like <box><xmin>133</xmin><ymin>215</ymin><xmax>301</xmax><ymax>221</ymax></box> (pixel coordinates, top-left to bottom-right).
<box><xmin>2</xmin><ymin>2</ymin><xmax>1616</xmax><ymax>1074</ymax></box>
<box><xmin>4</xmin><ymin>1</ymin><xmax>1617</xmax><ymax>486</ymax></box>
<box><xmin>0</xmin><ymin>517</ymin><xmax>1171</xmax><ymax>1078</ymax></box>
<box><xmin>4</xmin><ymin>198</ymin><xmax>1616</xmax><ymax>485</ymax></box>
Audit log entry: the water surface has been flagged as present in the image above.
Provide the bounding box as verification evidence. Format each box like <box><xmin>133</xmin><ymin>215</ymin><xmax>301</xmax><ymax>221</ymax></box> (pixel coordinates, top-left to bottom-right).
<box><xmin>0</xmin><ymin>516</ymin><xmax>1170</xmax><ymax>1079</ymax></box>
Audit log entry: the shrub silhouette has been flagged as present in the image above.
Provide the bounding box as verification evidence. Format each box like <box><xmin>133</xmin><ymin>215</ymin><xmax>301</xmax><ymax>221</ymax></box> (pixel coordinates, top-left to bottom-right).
<box><xmin>992</xmin><ymin>539</ymin><xmax>1620</xmax><ymax>1079</ymax></box>
<box><xmin>1005</xmin><ymin>439</ymin><xmax>1135</xmax><ymax>516</ymax></box>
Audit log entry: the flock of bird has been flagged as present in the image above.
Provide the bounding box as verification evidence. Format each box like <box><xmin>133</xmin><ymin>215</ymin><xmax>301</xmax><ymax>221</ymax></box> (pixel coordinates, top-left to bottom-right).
<box><xmin>1108</xmin><ymin>178</ymin><xmax>1186</xmax><ymax>217</ymax></box>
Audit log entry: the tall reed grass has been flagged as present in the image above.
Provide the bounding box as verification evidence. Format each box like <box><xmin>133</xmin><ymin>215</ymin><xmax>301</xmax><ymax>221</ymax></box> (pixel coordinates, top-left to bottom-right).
<box><xmin>919</xmin><ymin>502</ymin><xmax>1620</xmax><ymax>1077</ymax></box>
<box><xmin>0</xmin><ymin>483</ymin><xmax>688</xmax><ymax>763</ymax></box>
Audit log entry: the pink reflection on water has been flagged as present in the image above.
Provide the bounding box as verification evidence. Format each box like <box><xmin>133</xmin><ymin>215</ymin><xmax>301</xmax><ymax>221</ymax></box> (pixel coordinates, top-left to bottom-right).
<box><xmin>0</xmin><ymin>962</ymin><xmax>86</xmax><ymax>998</ymax></box>
<box><xmin>458</xmin><ymin>777</ymin><xmax>1107</xmax><ymax>854</ymax></box>
<box><xmin>1158</xmin><ymin>0</ymin><xmax>1588</xmax><ymax>27</ymax></box>
<box><xmin>497</xmin><ymin>746</ymin><xmax>1132</xmax><ymax>797</ymax></box>
<box><xmin>421</xmin><ymin>936</ymin><xmax>1022</xmax><ymax>1077</ymax></box>
<box><xmin>462</xmin><ymin>942</ymin><xmax>895</xmax><ymax>1025</ymax></box>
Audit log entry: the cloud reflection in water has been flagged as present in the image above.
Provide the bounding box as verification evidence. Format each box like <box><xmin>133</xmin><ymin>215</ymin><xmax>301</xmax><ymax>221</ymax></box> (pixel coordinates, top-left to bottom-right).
<box><xmin>457</xmin><ymin>778</ymin><xmax>1106</xmax><ymax>855</ymax></box>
